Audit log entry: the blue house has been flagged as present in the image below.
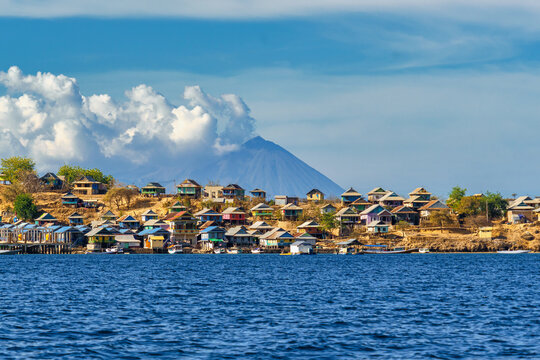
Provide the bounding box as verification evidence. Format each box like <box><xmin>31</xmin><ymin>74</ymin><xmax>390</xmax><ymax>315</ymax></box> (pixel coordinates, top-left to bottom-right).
<box><xmin>61</xmin><ymin>191</ymin><xmax>81</xmax><ymax>207</ymax></box>
<box><xmin>68</xmin><ymin>212</ymin><xmax>84</xmax><ymax>225</ymax></box>
<box><xmin>194</xmin><ymin>208</ymin><xmax>223</xmax><ymax>223</ymax></box>
<box><xmin>341</xmin><ymin>187</ymin><xmax>362</xmax><ymax>205</ymax></box>
<box><xmin>141</xmin><ymin>209</ymin><xmax>158</xmax><ymax>222</ymax></box>
<box><xmin>117</xmin><ymin>215</ymin><xmax>140</xmax><ymax>230</ymax></box>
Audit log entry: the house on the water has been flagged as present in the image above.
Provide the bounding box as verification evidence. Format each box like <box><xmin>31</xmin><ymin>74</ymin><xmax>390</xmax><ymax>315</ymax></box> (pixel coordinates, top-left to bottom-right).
<box><xmin>281</xmin><ymin>203</ymin><xmax>303</xmax><ymax>221</ymax></box>
<box><xmin>199</xmin><ymin>226</ymin><xmax>227</xmax><ymax>250</ymax></box>
<box><xmin>162</xmin><ymin>211</ymin><xmax>198</xmax><ymax>245</ymax></box>
<box><xmin>341</xmin><ymin>188</ymin><xmax>362</xmax><ymax>205</ymax></box>
<box><xmin>73</xmin><ymin>175</ymin><xmax>107</xmax><ymax>195</ymax></box>
<box><xmin>85</xmin><ymin>227</ymin><xmax>115</xmax><ymax>252</ymax></box>
<box><xmin>250</xmin><ymin>188</ymin><xmax>266</xmax><ymax>200</ymax></box>
<box><xmin>222</xmin><ymin>207</ymin><xmax>247</xmax><ymax>224</ymax></box>
<box><xmin>306</xmin><ymin>189</ymin><xmax>324</xmax><ymax>202</ymax></box>
<box><xmin>225</xmin><ymin>226</ymin><xmax>258</xmax><ymax>247</ymax></box>
<box><xmin>259</xmin><ymin>228</ymin><xmax>295</xmax><ymax>248</ymax></box>
<box><xmin>291</xmin><ymin>241</ymin><xmax>314</xmax><ymax>255</ymax></box>
<box><xmin>250</xmin><ymin>203</ymin><xmax>274</xmax><ymax>219</ymax></box>
<box><xmin>176</xmin><ymin>179</ymin><xmax>202</xmax><ymax>199</ymax></box>
<box><xmin>141</xmin><ymin>182</ymin><xmax>166</xmax><ymax>197</ymax></box>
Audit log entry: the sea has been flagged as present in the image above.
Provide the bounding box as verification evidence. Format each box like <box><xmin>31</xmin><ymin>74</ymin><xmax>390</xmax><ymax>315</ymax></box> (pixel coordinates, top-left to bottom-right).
<box><xmin>0</xmin><ymin>254</ymin><xmax>538</xmax><ymax>359</ymax></box>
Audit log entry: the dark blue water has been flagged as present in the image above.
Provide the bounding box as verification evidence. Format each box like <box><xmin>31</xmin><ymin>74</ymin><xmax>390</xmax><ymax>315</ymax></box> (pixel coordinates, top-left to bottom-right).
<box><xmin>0</xmin><ymin>254</ymin><xmax>538</xmax><ymax>359</ymax></box>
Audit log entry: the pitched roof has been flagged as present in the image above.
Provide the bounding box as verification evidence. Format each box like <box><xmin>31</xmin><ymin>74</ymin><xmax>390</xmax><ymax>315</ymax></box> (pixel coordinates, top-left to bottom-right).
<box><xmin>418</xmin><ymin>200</ymin><xmax>450</xmax><ymax>211</ymax></box>
<box><xmin>351</xmin><ymin>197</ymin><xmax>371</xmax><ymax>205</ymax></box>
<box><xmin>321</xmin><ymin>203</ymin><xmax>336</xmax><ymax>209</ymax></box>
<box><xmin>360</xmin><ymin>204</ymin><xmax>386</xmax><ymax>215</ymax></box>
<box><xmin>163</xmin><ymin>211</ymin><xmax>192</xmax><ymax>221</ymax></box>
<box><xmin>117</xmin><ymin>215</ymin><xmax>139</xmax><ymax>223</ymax></box>
<box><xmin>40</xmin><ymin>172</ymin><xmax>60</xmax><ymax>180</ymax></box>
<box><xmin>177</xmin><ymin>179</ymin><xmax>201</xmax><ymax>188</ymax></box>
<box><xmin>250</xmin><ymin>203</ymin><xmax>273</xmax><ymax>211</ymax></box>
<box><xmin>336</xmin><ymin>207</ymin><xmax>358</xmax><ymax>216</ymax></box>
<box><xmin>36</xmin><ymin>212</ymin><xmax>57</xmax><ymax>221</ymax></box>
<box><xmin>296</xmin><ymin>232</ymin><xmax>317</xmax><ymax>241</ymax></box>
<box><xmin>200</xmin><ymin>226</ymin><xmax>226</xmax><ymax>234</ymax></box>
<box><xmin>143</xmin><ymin>219</ymin><xmax>167</xmax><ymax>227</ymax></box>
<box><xmin>141</xmin><ymin>182</ymin><xmax>165</xmax><ymax>189</ymax></box>
<box><xmin>282</xmin><ymin>203</ymin><xmax>303</xmax><ymax>211</ymax></box>
<box><xmin>85</xmin><ymin>226</ymin><xmax>114</xmax><ymax>237</ymax></box>
<box><xmin>297</xmin><ymin>220</ymin><xmax>321</xmax><ymax>228</ymax></box>
<box><xmin>250</xmin><ymin>188</ymin><xmax>266</xmax><ymax>194</ymax></box>
<box><xmin>142</xmin><ymin>209</ymin><xmax>158</xmax><ymax>216</ymax></box>
<box><xmin>379</xmin><ymin>191</ymin><xmax>405</xmax><ymax>202</ymax></box>
<box><xmin>68</xmin><ymin>212</ymin><xmax>83</xmax><ymax>219</ymax></box>
<box><xmin>341</xmin><ymin>187</ymin><xmax>361</xmax><ymax>197</ymax></box>
<box><xmin>222</xmin><ymin>207</ymin><xmax>246</xmax><ymax>214</ymax></box>
<box><xmin>409</xmin><ymin>187</ymin><xmax>432</xmax><ymax>195</ymax></box>
<box><xmin>194</xmin><ymin>208</ymin><xmax>221</xmax><ymax>217</ymax></box>
<box><xmin>225</xmin><ymin>225</ymin><xmax>251</xmax><ymax>237</ymax></box>
<box><xmin>367</xmin><ymin>220</ymin><xmax>388</xmax><ymax>227</ymax></box>
<box><xmin>73</xmin><ymin>175</ymin><xmax>98</xmax><ymax>184</ymax></box>
<box><xmin>223</xmin><ymin>183</ymin><xmax>244</xmax><ymax>190</ymax></box>
<box><xmin>367</xmin><ymin>187</ymin><xmax>386</xmax><ymax>195</ymax></box>
<box><xmin>61</xmin><ymin>191</ymin><xmax>79</xmax><ymax>199</ymax></box>
<box><xmin>508</xmin><ymin>198</ymin><xmax>534</xmax><ymax>210</ymax></box>
<box><xmin>249</xmin><ymin>221</ymin><xmax>274</xmax><ymax>230</ymax></box>
<box><xmin>391</xmin><ymin>205</ymin><xmax>417</xmax><ymax>214</ymax></box>
<box><xmin>307</xmin><ymin>188</ymin><xmax>324</xmax><ymax>196</ymax></box>
<box><xmin>102</xmin><ymin>210</ymin><xmax>117</xmax><ymax>217</ymax></box>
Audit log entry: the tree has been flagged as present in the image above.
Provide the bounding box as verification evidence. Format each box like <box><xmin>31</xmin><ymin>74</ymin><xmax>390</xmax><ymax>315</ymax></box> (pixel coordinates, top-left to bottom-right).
<box><xmin>57</xmin><ymin>165</ymin><xmax>114</xmax><ymax>185</ymax></box>
<box><xmin>484</xmin><ymin>192</ymin><xmax>507</xmax><ymax>219</ymax></box>
<box><xmin>447</xmin><ymin>186</ymin><xmax>467</xmax><ymax>211</ymax></box>
<box><xmin>103</xmin><ymin>187</ymin><xmax>139</xmax><ymax>210</ymax></box>
<box><xmin>320</xmin><ymin>212</ymin><xmax>338</xmax><ymax>231</ymax></box>
<box><xmin>14</xmin><ymin>193</ymin><xmax>38</xmax><ymax>221</ymax></box>
<box><xmin>0</xmin><ymin>156</ymin><xmax>36</xmax><ymax>184</ymax></box>
<box><xmin>428</xmin><ymin>211</ymin><xmax>455</xmax><ymax>227</ymax></box>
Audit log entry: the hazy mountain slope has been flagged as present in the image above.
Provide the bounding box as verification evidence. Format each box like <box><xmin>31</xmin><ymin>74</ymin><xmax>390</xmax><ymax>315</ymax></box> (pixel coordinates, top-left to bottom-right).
<box><xmin>190</xmin><ymin>136</ymin><xmax>344</xmax><ymax>197</ymax></box>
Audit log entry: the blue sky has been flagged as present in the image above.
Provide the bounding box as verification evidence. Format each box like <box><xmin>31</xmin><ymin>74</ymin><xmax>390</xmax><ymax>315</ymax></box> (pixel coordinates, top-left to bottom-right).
<box><xmin>0</xmin><ymin>1</ymin><xmax>539</xmax><ymax>198</ymax></box>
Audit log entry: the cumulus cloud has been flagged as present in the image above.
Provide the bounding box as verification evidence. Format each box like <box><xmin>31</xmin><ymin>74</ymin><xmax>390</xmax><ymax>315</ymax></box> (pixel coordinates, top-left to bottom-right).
<box><xmin>0</xmin><ymin>66</ymin><xmax>256</xmax><ymax>172</ymax></box>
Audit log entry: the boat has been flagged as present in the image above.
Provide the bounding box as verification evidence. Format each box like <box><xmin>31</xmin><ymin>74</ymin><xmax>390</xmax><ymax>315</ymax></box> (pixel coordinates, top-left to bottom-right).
<box><xmin>279</xmin><ymin>252</ymin><xmax>292</xmax><ymax>256</ymax></box>
<box><xmin>168</xmin><ymin>244</ymin><xmax>183</xmax><ymax>254</ymax></box>
<box><xmin>361</xmin><ymin>245</ymin><xmax>417</xmax><ymax>254</ymax></box>
<box><xmin>214</xmin><ymin>248</ymin><xmax>225</xmax><ymax>254</ymax></box>
<box><xmin>105</xmin><ymin>247</ymin><xmax>123</xmax><ymax>254</ymax></box>
<box><xmin>497</xmin><ymin>250</ymin><xmax>531</xmax><ymax>254</ymax></box>
<box><xmin>419</xmin><ymin>248</ymin><xmax>430</xmax><ymax>253</ymax></box>
<box><xmin>227</xmin><ymin>249</ymin><xmax>242</xmax><ymax>254</ymax></box>
<box><xmin>251</xmin><ymin>248</ymin><xmax>262</xmax><ymax>254</ymax></box>
<box><xmin>0</xmin><ymin>249</ymin><xmax>20</xmax><ymax>255</ymax></box>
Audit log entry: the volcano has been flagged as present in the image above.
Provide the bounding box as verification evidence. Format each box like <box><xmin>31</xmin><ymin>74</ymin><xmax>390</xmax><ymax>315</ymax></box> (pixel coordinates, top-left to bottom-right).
<box><xmin>190</xmin><ymin>136</ymin><xmax>344</xmax><ymax>197</ymax></box>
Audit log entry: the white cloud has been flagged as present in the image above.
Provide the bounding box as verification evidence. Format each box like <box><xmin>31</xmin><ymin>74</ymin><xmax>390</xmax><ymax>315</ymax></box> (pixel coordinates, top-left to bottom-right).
<box><xmin>0</xmin><ymin>66</ymin><xmax>256</xmax><ymax>171</ymax></box>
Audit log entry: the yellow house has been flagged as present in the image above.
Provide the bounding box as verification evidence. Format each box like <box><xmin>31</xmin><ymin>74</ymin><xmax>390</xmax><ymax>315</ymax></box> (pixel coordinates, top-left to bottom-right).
<box><xmin>144</xmin><ymin>235</ymin><xmax>164</xmax><ymax>249</ymax></box>
<box><xmin>85</xmin><ymin>227</ymin><xmax>115</xmax><ymax>252</ymax></box>
<box><xmin>478</xmin><ymin>227</ymin><xmax>493</xmax><ymax>239</ymax></box>
<box><xmin>307</xmin><ymin>189</ymin><xmax>324</xmax><ymax>202</ymax></box>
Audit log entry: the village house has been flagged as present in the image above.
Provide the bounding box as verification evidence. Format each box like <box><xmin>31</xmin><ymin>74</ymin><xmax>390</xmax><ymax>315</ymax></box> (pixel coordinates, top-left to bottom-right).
<box><xmin>194</xmin><ymin>208</ymin><xmax>223</xmax><ymax>224</ymax></box>
<box><xmin>367</xmin><ymin>187</ymin><xmax>387</xmax><ymax>203</ymax></box>
<box><xmin>222</xmin><ymin>184</ymin><xmax>245</xmax><ymax>200</ymax></box>
<box><xmin>222</xmin><ymin>207</ymin><xmax>247</xmax><ymax>224</ymax></box>
<box><xmin>275</xmin><ymin>195</ymin><xmax>299</xmax><ymax>206</ymax></box>
<box><xmin>290</xmin><ymin>241</ymin><xmax>314</xmax><ymax>255</ymax></box>
<box><xmin>199</xmin><ymin>226</ymin><xmax>227</xmax><ymax>250</ymax></box>
<box><xmin>162</xmin><ymin>211</ymin><xmax>198</xmax><ymax>246</ymax></box>
<box><xmin>297</xmin><ymin>220</ymin><xmax>323</xmax><ymax>238</ymax></box>
<box><xmin>61</xmin><ymin>191</ymin><xmax>81</xmax><ymax>207</ymax></box>
<box><xmin>101</xmin><ymin>210</ymin><xmax>117</xmax><ymax>222</ymax></box>
<box><xmin>35</xmin><ymin>212</ymin><xmax>58</xmax><ymax>226</ymax></box>
<box><xmin>367</xmin><ymin>220</ymin><xmax>390</xmax><ymax>234</ymax></box>
<box><xmin>391</xmin><ymin>206</ymin><xmax>420</xmax><ymax>225</ymax></box>
<box><xmin>360</xmin><ymin>204</ymin><xmax>393</xmax><ymax>225</ymax></box>
<box><xmin>225</xmin><ymin>225</ymin><xmax>258</xmax><ymax>247</ymax></box>
<box><xmin>250</xmin><ymin>188</ymin><xmax>266</xmax><ymax>200</ymax></box>
<box><xmin>40</xmin><ymin>172</ymin><xmax>63</xmax><ymax>190</ymax></box>
<box><xmin>250</xmin><ymin>203</ymin><xmax>274</xmax><ymax>219</ymax></box>
<box><xmin>249</xmin><ymin>221</ymin><xmax>274</xmax><ymax>231</ymax></box>
<box><xmin>259</xmin><ymin>227</ymin><xmax>295</xmax><ymax>248</ymax></box>
<box><xmin>85</xmin><ymin>227</ymin><xmax>116</xmax><ymax>252</ymax></box>
<box><xmin>72</xmin><ymin>175</ymin><xmax>107</xmax><ymax>196</ymax></box>
<box><xmin>0</xmin><ymin>173</ymin><xmax>11</xmax><ymax>185</ymax></box>
<box><xmin>53</xmin><ymin>226</ymin><xmax>85</xmax><ymax>245</ymax></box>
<box><xmin>169</xmin><ymin>201</ymin><xmax>187</xmax><ymax>214</ymax></box>
<box><xmin>203</xmin><ymin>185</ymin><xmax>224</xmax><ymax>200</ymax></box>
<box><xmin>341</xmin><ymin>187</ymin><xmax>362</xmax><ymax>205</ymax></box>
<box><xmin>379</xmin><ymin>191</ymin><xmax>405</xmax><ymax>208</ymax></box>
<box><xmin>117</xmin><ymin>215</ymin><xmax>140</xmax><ymax>230</ymax></box>
<box><xmin>418</xmin><ymin>200</ymin><xmax>450</xmax><ymax>220</ymax></box>
<box><xmin>176</xmin><ymin>179</ymin><xmax>202</xmax><ymax>199</ymax></box>
<box><xmin>281</xmin><ymin>203</ymin><xmax>303</xmax><ymax>221</ymax></box>
<box><xmin>335</xmin><ymin>207</ymin><xmax>360</xmax><ymax>226</ymax></box>
<box><xmin>141</xmin><ymin>209</ymin><xmax>159</xmax><ymax>223</ymax></box>
<box><xmin>140</xmin><ymin>182</ymin><xmax>166</xmax><ymax>197</ymax></box>
<box><xmin>320</xmin><ymin>203</ymin><xmax>336</xmax><ymax>214</ymax></box>
<box><xmin>404</xmin><ymin>187</ymin><xmax>432</xmax><ymax>209</ymax></box>
<box><xmin>114</xmin><ymin>234</ymin><xmax>141</xmax><ymax>250</ymax></box>
<box><xmin>68</xmin><ymin>212</ymin><xmax>84</xmax><ymax>226</ymax></box>
<box><xmin>294</xmin><ymin>232</ymin><xmax>317</xmax><ymax>246</ymax></box>
<box><xmin>142</xmin><ymin>219</ymin><xmax>167</xmax><ymax>230</ymax></box>
<box><xmin>306</xmin><ymin>189</ymin><xmax>324</xmax><ymax>202</ymax></box>
<box><xmin>138</xmin><ymin>228</ymin><xmax>170</xmax><ymax>247</ymax></box>
<box><xmin>507</xmin><ymin>197</ymin><xmax>535</xmax><ymax>224</ymax></box>
<box><xmin>350</xmin><ymin>197</ymin><xmax>372</xmax><ymax>212</ymax></box>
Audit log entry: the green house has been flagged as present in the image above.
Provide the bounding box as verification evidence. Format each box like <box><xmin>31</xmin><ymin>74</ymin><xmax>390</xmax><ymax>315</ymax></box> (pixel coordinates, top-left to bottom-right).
<box><xmin>176</xmin><ymin>179</ymin><xmax>202</xmax><ymax>198</ymax></box>
<box><xmin>141</xmin><ymin>182</ymin><xmax>166</xmax><ymax>196</ymax></box>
